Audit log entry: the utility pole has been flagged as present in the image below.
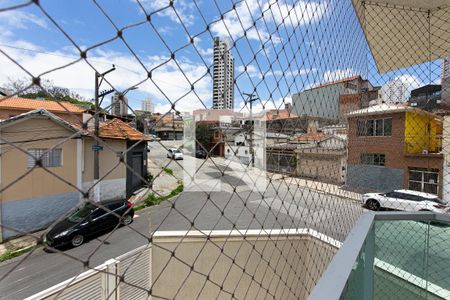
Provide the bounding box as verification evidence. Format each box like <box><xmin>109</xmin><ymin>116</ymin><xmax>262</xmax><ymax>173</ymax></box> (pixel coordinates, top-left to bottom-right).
<box><xmin>93</xmin><ymin>66</ymin><xmax>116</xmax><ymax>200</ymax></box>
<box><xmin>243</xmin><ymin>92</ymin><xmax>259</xmax><ymax>167</ymax></box>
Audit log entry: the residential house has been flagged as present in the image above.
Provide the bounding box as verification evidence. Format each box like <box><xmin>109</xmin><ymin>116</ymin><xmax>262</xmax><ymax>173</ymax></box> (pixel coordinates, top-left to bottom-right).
<box><xmin>295</xmin><ymin>134</ymin><xmax>347</xmax><ymax>184</ymax></box>
<box><xmin>346</xmin><ymin>104</ymin><xmax>443</xmax><ymax>196</ymax></box>
<box><xmin>147</xmin><ymin>113</ymin><xmax>184</xmax><ymax>140</ymax></box>
<box><xmin>408</xmin><ymin>84</ymin><xmax>442</xmax><ymax>112</ymax></box>
<box><xmin>0</xmin><ymin>108</ymin><xmax>148</xmax><ymax>241</ymax></box>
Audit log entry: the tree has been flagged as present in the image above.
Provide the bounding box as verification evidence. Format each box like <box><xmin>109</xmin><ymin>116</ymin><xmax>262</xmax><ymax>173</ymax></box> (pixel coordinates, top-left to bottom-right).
<box><xmin>4</xmin><ymin>77</ymin><xmax>94</xmax><ymax>110</ymax></box>
<box><xmin>195</xmin><ymin>123</ymin><xmax>211</xmax><ymax>150</ymax></box>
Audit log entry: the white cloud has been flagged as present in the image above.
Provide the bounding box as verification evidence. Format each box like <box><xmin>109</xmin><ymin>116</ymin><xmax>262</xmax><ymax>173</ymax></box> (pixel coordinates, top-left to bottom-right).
<box><xmin>211</xmin><ymin>0</ymin><xmax>272</xmax><ymax>42</ymax></box>
<box><xmin>263</xmin><ymin>0</ymin><xmax>327</xmax><ymax>27</ymax></box>
<box><xmin>381</xmin><ymin>74</ymin><xmax>422</xmax><ymax>103</ymax></box>
<box><xmin>0</xmin><ymin>41</ymin><xmax>212</xmax><ymax>114</ymax></box>
<box><xmin>237</xmin><ymin>64</ymin><xmax>261</xmax><ymax>79</ymax></box>
<box><xmin>322</xmin><ymin>68</ymin><xmax>356</xmax><ymax>82</ymax></box>
<box><xmin>269</xmin><ymin>67</ymin><xmax>317</xmax><ymax>78</ymax></box>
<box><xmin>0</xmin><ymin>10</ymin><xmax>48</xmax><ymax>29</ymax></box>
<box><xmin>138</xmin><ymin>0</ymin><xmax>195</xmax><ymax>26</ymax></box>
<box><xmin>237</xmin><ymin>96</ymin><xmax>292</xmax><ymax>114</ymax></box>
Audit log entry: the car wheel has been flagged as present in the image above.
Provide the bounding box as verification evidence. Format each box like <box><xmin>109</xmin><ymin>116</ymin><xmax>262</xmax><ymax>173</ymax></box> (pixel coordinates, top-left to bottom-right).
<box><xmin>71</xmin><ymin>234</ymin><xmax>84</xmax><ymax>247</ymax></box>
<box><xmin>366</xmin><ymin>199</ymin><xmax>380</xmax><ymax>211</ymax></box>
<box><xmin>122</xmin><ymin>214</ymin><xmax>133</xmax><ymax>226</ymax></box>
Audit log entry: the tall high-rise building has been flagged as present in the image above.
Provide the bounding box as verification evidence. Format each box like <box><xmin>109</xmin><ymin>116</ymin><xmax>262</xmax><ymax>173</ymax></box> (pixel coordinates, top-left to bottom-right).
<box><xmin>212</xmin><ymin>37</ymin><xmax>234</xmax><ymax>110</ymax></box>
<box><xmin>141</xmin><ymin>98</ymin><xmax>154</xmax><ymax>113</ymax></box>
<box><xmin>442</xmin><ymin>57</ymin><xmax>450</xmax><ymax>102</ymax></box>
<box><xmin>111</xmin><ymin>92</ymin><xmax>128</xmax><ymax>116</ymax></box>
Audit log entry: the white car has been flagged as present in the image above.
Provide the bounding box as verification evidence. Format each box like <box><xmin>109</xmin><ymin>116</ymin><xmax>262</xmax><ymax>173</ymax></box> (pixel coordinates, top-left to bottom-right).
<box><xmin>167</xmin><ymin>148</ymin><xmax>183</xmax><ymax>160</ymax></box>
<box><xmin>362</xmin><ymin>189</ymin><xmax>449</xmax><ymax>213</ymax></box>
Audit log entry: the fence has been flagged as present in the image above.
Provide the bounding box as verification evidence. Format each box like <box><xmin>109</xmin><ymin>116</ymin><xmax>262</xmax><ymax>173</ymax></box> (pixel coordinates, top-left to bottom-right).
<box><xmin>0</xmin><ymin>0</ymin><xmax>449</xmax><ymax>299</ymax></box>
<box><xmin>26</xmin><ymin>229</ymin><xmax>339</xmax><ymax>300</ymax></box>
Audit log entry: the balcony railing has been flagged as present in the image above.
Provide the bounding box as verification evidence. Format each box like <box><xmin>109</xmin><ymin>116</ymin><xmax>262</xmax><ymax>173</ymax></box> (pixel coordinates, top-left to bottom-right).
<box><xmin>309</xmin><ymin>212</ymin><xmax>450</xmax><ymax>300</ymax></box>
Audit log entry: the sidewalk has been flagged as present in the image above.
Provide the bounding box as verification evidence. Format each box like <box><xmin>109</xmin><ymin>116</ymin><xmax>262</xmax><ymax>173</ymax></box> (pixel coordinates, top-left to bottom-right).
<box><xmin>0</xmin><ymin>230</ymin><xmax>43</xmax><ymax>256</ymax></box>
<box><xmin>214</xmin><ymin>158</ymin><xmax>362</xmax><ymax>202</ymax></box>
<box><xmin>147</xmin><ymin>159</ymin><xmax>180</xmax><ymax>197</ymax></box>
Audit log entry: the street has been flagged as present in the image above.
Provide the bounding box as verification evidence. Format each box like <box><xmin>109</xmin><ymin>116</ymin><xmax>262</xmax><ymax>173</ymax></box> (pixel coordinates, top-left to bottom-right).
<box><xmin>0</xmin><ymin>142</ymin><xmax>363</xmax><ymax>299</ymax></box>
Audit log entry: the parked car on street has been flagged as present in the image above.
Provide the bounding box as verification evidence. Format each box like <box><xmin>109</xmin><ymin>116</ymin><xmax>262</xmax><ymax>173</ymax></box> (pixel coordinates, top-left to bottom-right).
<box><xmin>167</xmin><ymin>148</ymin><xmax>183</xmax><ymax>160</ymax></box>
<box><xmin>45</xmin><ymin>200</ymin><xmax>134</xmax><ymax>248</ymax></box>
<box><xmin>195</xmin><ymin>149</ymin><xmax>208</xmax><ymax>159</ymax></box>
<box><xmin>151</xmin><ymin>134</ymin><xmax>161</xmax><ymax>141</ymax></box>
<box><xmin>362</xmin><ymin>189</ymin><xmax>450</xmax><ymax>213</ymax></box>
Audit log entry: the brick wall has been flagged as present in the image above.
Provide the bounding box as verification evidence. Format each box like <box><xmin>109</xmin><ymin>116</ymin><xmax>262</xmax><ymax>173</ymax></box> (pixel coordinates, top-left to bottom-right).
<box><xmin>347</xmin><ymin>111</ymin><xmax>443</xmax><ymax>196</ymax></box>
<box><xmin>347</xmin><ymin>112</ymin><xmax>405</xmax><ymax>169</ymax></box>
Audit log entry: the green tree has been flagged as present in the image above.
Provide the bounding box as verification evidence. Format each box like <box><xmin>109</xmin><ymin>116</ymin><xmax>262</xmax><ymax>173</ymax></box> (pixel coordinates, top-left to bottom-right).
<box><xmin>4</xmin><ymin>77</ymin><xmax>94</xmax><ymax>110</ymax></box>
<box><xmin>195</xmin><ymin>123</ymin><xmax>211</xmax><ymax>150</ymax></box>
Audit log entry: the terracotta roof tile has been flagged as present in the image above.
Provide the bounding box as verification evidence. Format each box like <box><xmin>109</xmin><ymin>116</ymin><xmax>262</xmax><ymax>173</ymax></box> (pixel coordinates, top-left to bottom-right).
<box><xmin>309</xmin><ymin>75</ymin><xmax>361</xmax><ymax>90</ymax></box>
<box><xmin>265</xmin><ymin>109</ymin><xmax>298</xmax><ymax>120</ymax></box>
<box><xmin>99</xmin><ymin>118</ymin><xmax>148</xmax><ymax>141</ymax></box>
<box><xmin>296</xmin><ymin>132</ymin><xmax>329</xmax><ymax>142</ymax></box>
<box><xmin>0</xmin><ymin>97</ymin><xmax>85</xmax><ymax>113</ymax></box>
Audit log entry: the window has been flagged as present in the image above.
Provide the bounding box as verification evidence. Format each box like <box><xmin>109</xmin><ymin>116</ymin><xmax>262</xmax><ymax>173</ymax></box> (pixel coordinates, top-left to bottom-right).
<box><xmin>27</xmin><ymin>148</ymin><xmax>62</xmax><ymax>168</ymax></box>
<box><xmin>408</xmin><ymin>168</ymin><xmax>439</xmax><ymax>195</ymax></box>
<box><xmin>361</xmin><ymin>153</ymin><xmax>385</xmax><ymax>166</ymax></box>
<box><xmin>357</xmin><ymin>118</ymin><xmax>392</xmax><ymax>136</ymax></box>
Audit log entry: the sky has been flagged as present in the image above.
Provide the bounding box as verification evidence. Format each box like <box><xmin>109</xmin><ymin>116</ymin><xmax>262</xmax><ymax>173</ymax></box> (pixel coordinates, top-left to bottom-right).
<box><xmin>0</xmin><ymin>0</ymin><xmax>444</xmax><ymax>115</ymax></box>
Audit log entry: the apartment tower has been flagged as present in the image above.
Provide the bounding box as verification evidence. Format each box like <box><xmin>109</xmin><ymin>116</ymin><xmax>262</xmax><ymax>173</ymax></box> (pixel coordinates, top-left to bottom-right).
<box><xmin>212</xmin><ymin>37</ymin><xmax>234</xmax><ymax>110</ymax></box>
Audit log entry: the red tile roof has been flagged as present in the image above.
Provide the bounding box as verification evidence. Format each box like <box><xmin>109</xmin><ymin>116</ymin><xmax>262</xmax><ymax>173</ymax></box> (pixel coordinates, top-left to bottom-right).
<box><xmin>296</xmin><ymin>132</ymin><xmax>329</xmax><ymax>143</ymax></box>
<box><xmin>99</xmin><ymin>118</ymin><xmax>148</xmax><ymax>141</ymax></box>
<box><xmin>265</xmin><ymin>109</ymin><xmax>298</xmax><ymax>120</ymax></box>
<box><xmin>309</xmin><ymin>75</ymin><xmax>361</xmax><ymax>90</ymax></box>
<box><xmin>0</xmin><ymin>97</ymin><xmax>86</xmax><ymax>113</ymax></box>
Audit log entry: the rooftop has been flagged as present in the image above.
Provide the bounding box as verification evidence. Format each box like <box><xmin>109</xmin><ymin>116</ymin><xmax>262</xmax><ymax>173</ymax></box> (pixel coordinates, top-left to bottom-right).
<box><xmin>98</xmin><ymin>118</ymin><xmax>148</xmax><ymax>141</ymax></box>
<box><xmin>294</xmin><ymin>132</ymin><xmax>330</xmax><ymax>143</ymax></box>
<box><xmin>307</xmin><ymin>75</ymin><xmax>362</xmax><ymax>91</ymax></box>
<box><xmin>346</xmin><ymin>103</ymin><xmax>438</xmax><ymax>117</ymax></box>
<box><xmin>0</xmin><ymin>97</ymin><xmax>86</xmax><ymax>114</ymax></box>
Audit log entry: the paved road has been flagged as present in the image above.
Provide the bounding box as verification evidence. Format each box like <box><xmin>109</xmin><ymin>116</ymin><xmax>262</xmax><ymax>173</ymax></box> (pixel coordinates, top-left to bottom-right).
<box><xmin>0</xmin><ymin>142</ymin><xmax>363</xmax><ymax>299</ymax></box>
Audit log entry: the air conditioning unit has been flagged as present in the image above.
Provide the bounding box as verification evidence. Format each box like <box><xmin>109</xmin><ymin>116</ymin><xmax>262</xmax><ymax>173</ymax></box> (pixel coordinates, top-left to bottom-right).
<box><xmin>422</xmin><ymin>149</ymin><xmax>429</xmax><ymax>154</ymax></box>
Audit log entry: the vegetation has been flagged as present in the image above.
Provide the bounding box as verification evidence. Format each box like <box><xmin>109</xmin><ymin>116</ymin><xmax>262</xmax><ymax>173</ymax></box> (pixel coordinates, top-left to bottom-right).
<box><xmin>195</xmin><ymin>123</ymin><xmax>211</xmax><ymax>150</ymax></box>
<box><xmin>0</xmin><ymin>246</ymin><xmax>35</xmax><ymax>263</ymax></box>
<box><xmin>162</xmin><ymin>167</ymin><xmax>174</xmax><ymax>176</ymax></box>
<box><xmin>4</xmin><ymin>78</ymin><xmax>95</xmax><ymax>110</ymax></box>
<box><xmin>135</xmin><ymin>183</ymin><xmax>184</xmax><ymax>211</ymax></box>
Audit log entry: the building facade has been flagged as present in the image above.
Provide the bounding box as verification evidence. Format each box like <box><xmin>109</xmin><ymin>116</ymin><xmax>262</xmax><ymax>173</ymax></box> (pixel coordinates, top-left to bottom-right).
<box><xmin>213</xmin><ymin>37</ymin><xmax>234</xmax><ymax>110</ymax></box>
<box><xmin>443</xmin><ymin>57</ymin><xmax>450</xmax><ymax>103</ymax></box>
<box><xmin>0</xmin><ymin>109</ymin><xmax>148</xmax><ymax>241</ymax></box>
<box><xmin>346</xmin><ymin>104</ymin><xmax>443</xmax><ymax>197</ymax></box>
<box><xmin>141</xmin><ymin>98</ymin><xmax>154</xmax><ymax>113</ymax></box>
<box><xmin>111</xmin><ymin>92</ymin><xmax>128</xmax><ymax>116</ymax></box>
<box><xmin>292</xmin><ymin>76</ymin><xmax>376</xmax><ymax>120</ymax></box>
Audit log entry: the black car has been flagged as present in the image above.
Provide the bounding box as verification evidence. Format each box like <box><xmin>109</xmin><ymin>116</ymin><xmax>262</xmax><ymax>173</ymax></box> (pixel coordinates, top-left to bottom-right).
<box><xmin>195</xmin><ymin>149</ymin><xmax>208</xmax><ymax>159</ymax></box>
<box><xmin>45</xmin><ymin>200</ymin><xmax>134</xmax><ymax>248</ymax></box>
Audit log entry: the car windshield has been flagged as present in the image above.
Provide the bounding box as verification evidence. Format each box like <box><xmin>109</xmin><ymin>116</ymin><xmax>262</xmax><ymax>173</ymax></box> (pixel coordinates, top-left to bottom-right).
<box><xmin>68</xmin><ymin>204</ymin><xmax>94</xmax><ymax>223</ymax></box>
<box><xmin>173</xmin><ymin>150</ymin><xmax>181</xmax><ymax>153</ymax></box>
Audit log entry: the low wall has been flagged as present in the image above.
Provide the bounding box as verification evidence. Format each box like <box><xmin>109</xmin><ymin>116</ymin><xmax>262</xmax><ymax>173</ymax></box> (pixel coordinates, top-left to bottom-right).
<box><xmin>151</xmin><ymin>229</ymin><xmax>339</xmax><ymax>299</ymax></box>
<box><xmin>347</xmin><ymin>165</ymin><xmax>403</xmax><ymax>192</ymax></box>
<box><xmin>82</xmin><ymin>178</ymin><xmax>126</xmax><ymax>202</ymax></box>
<box><xmin>1</xmin><ymin>192</ymin><xmax>80</xmax><ymax>240</ymax></box>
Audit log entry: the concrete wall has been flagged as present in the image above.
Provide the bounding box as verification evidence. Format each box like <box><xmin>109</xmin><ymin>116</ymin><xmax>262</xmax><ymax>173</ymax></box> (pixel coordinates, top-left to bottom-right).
<box><xmin>82</xmin><ymin>138</ymin><xmax>127</xmax><ymax>202</ymax></box>
<box><xmin>347</xmin><ymin>165</ymin><xmax>403</xmax><ymax>192</ymax></box>
<box><xmin>151</xmin><ymin>230</ymin><xmax>337</xmax><ymax>299</ymax></box>
<box><xmin>292</xmin><ymin>85</ymin><xmax>341</xmax><ymax>120</ymax></box>
<box><xmin>2</xmin><ymin>192</ymin><xmax>79</xmax><ymax>240</ymax></box>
